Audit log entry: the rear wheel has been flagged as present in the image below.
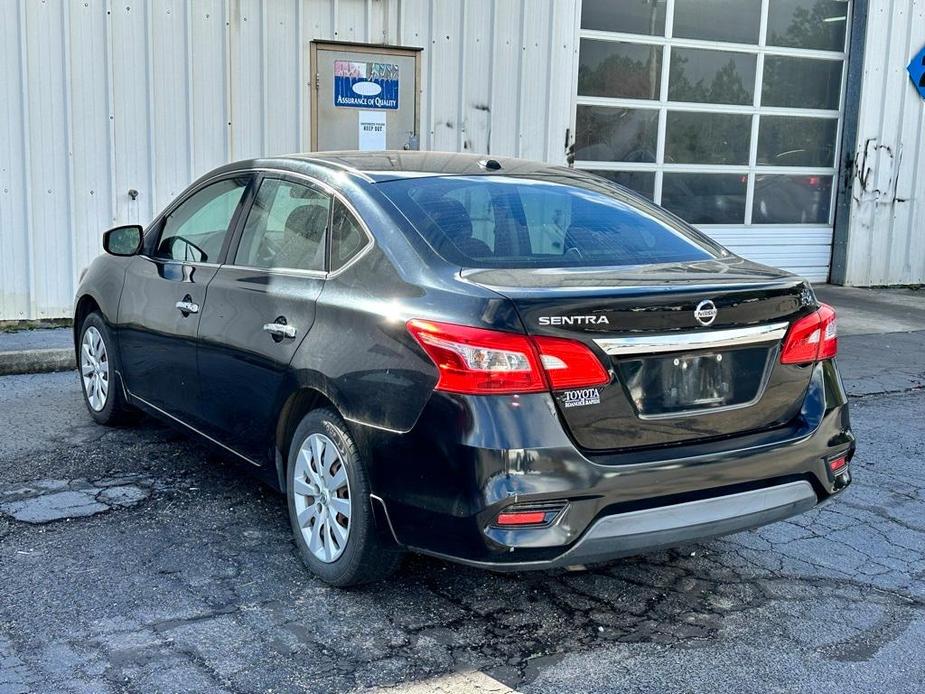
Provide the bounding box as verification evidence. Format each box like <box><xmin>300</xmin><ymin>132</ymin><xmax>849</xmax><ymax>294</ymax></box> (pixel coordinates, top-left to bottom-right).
<box><xmin>78</xmin><ymin>312</ymin><xmax>134</xmax><ymax>425</ymax></box>
<box><xmin>286</xmin><ymin>407</ymin><xmax>402</xmax><ymax>586</ymax></box>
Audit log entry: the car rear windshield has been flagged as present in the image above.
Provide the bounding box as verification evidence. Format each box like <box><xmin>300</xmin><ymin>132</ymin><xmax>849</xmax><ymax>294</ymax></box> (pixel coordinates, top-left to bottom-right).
<box><xmin>377</xmin><ymin>174</ymin><xmax>719</xmax><ymax>268</ymax></box>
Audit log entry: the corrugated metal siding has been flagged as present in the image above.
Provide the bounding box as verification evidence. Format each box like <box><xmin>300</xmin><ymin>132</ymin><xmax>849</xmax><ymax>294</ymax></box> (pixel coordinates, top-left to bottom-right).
<box><xmin>843</xmin><ymin>0</ymin><xmax>925</xmax><ymax>286</ymax></box>
<box><xmin>398</xmin><ymin>0</ymin><xmax>577</xmax><ymax>158</ymax></box>
<box><xmin>0</xmin><ymin>0</ymin><xmax>579</xmax><ymax>320</ymax></box>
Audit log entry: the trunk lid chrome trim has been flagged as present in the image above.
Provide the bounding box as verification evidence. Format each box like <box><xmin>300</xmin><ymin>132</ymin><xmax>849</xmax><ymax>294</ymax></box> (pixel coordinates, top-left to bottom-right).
<box><xmin>594</xmin><ymin>321</ymin><xmax>789</xmax><ymax>356</ymax></box>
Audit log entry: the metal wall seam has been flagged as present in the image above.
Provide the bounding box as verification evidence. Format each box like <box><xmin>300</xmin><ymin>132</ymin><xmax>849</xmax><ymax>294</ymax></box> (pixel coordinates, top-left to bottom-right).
<box><xmin>185</xmin><ymin>0</ymin><xmax>195</xmax><ymax>182</ymax></box>
<box><xmin>62</xmin><ymin>0</ymin><xmax>78</xmax><ymax>303</ymax></box>
<box><xmin>457</xmin><ymin>0</ymin><xmax>467</xmax><ymax>153</ymax></box>
<box><xmin>0</xmin><ymin>1</ymin><xmax>30</xmax><ymax>319</ymax></box>
<box><xmin>18</xmin><ymin>0</ymin><xmax>36</xmax><ymax>319</ymax></box>
<box><xmin>296</xmin><ymin>0</ymin><xmax>305</xmax><ymax>152</ymax></box>
<box><xmin>890</xmin><ymin>0</ymin><xmax>923</xmax><ymax>282</ymax></box>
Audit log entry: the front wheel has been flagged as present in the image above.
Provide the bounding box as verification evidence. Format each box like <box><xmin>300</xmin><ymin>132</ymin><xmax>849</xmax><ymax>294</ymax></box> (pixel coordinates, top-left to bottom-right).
<box><xmin>286</xmin><ymin>407</ymin><xmax>403</xmax><ymax>586</ymax></box>
<box><xmin>78</xmin><ymin>312</ymin><xmax>135</xmax><ymax>425</ymax></box>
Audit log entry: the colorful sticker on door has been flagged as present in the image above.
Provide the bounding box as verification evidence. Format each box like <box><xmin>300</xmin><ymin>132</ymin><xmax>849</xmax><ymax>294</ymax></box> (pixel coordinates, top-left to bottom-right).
<box><xmin>334</xmin><ymin>61</ymin><xmax>399</xmax><ymax>110</ymax></box>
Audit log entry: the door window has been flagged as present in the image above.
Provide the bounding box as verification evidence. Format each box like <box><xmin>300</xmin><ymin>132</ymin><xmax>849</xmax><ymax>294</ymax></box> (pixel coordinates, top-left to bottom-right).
<box><xmin>155</xmin><ymin>177</ymin><xmax>249</xmax><ymax>263</ymax></box>
<box><xmin>234</xmin><ymin>178</ymin><xmax>331</xmax><ymax>272</ymax></box>
<box><xmin>330</xmin><ymin>200</ymin><xmax>370</xmax><ymax>272</ymax></box>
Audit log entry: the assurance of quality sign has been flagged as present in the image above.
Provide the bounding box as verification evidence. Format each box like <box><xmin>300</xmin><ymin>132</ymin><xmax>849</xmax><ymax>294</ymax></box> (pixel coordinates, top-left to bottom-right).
<box><xmin>334</xmin><ymin>60</ymin><xmax>399</xmax><ymax>110</ymax></box>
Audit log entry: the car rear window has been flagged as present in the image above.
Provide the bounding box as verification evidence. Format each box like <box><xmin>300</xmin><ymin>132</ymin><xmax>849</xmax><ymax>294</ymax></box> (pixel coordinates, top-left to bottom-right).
<box><xmin>377</xmin><ymin>174</ymin><xmax>719</xmax><ymax>268</ymax></box>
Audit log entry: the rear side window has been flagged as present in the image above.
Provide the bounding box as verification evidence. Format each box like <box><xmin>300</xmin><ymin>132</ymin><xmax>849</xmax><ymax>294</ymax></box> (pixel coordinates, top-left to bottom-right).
<box><xmin>330</xmin><ymin>200</ymin><xmax>369</xmax><ymax>272</ymax></box>
<box><xmin>234</xmin><ymin>178</ymin><xmax>330</xmax><ymax>272</ymax></box>
<box><xmin>377</xmin><ymin>175</ymin><xmax>719</xmax><ymax>268</ymax></box>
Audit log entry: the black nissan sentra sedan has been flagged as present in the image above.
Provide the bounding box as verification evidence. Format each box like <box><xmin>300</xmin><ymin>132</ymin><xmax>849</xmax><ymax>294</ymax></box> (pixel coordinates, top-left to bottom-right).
<box><xmin>74</xmin><ymin>152</ymin><xmax>854</xmax><ymax>586</ymax></box>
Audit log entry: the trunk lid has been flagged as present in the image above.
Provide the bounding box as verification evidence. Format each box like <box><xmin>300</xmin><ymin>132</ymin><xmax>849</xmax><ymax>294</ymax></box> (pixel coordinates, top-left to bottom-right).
<box><xmin>465</xmin><ymin>258</ymin><xmax>816</xmax><ymax>452</ymax></box>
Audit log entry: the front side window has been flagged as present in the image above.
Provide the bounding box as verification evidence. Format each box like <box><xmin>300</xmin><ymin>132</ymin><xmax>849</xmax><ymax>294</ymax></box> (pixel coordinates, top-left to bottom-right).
<box><xmin>379</xmin><ymin>175</ymin><xmax>718</xmax><ymax>269</ymax></box>
<box><xmin>234</xmin><ymin>178</ymin><xmax>330</xmax><ymax>272</ymax></box>
<box><xmin>156</xmin><ymin>178</ymin><xmax>248</xmax><ymax>263</ymax></box>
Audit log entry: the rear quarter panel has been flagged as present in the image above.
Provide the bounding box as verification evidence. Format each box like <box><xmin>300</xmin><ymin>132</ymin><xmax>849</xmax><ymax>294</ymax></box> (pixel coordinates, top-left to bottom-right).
<box><xmin>287</xmin><ymin>243</ymin><xmax>521</xmax><ymax>434</ymax></box>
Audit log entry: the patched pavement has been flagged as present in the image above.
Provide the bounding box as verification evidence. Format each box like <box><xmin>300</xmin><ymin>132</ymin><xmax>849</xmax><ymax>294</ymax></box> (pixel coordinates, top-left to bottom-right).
<box><xmin>1</xmin><ymin>371</ymin><xmax>924</xmax><ymax>693</ymax></box>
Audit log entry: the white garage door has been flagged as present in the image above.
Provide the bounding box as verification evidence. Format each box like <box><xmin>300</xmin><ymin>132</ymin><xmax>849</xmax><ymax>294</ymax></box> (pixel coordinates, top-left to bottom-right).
<box><xmin>574</xmin><ymin>0</ymin><xmax>852</xmax><ymax>281</ymax></box>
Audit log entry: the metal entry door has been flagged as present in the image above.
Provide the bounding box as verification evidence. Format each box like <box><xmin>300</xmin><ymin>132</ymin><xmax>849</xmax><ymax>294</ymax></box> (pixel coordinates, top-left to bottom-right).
<box><xmin>311</xmin><ymin>41</ymin><xmax>421</xmax><ymax>152</ymax></box>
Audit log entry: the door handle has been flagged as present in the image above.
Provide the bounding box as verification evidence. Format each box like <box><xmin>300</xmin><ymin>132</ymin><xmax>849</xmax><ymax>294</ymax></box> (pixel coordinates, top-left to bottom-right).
<box><xmin>176</xmin><ymin>299</ymin><xmax>199</xmax><ymax>314</ymax></box>
<box><xmin>262</xmin><ymin>322</ymin><xmax>297</xmax><ymax>339</ymax></box>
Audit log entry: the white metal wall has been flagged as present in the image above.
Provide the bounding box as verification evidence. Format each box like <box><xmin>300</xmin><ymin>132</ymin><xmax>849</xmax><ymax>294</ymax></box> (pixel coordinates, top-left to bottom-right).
<box><xmin>0</xmin><ymin>0</ymin><xmax>579</xmax><ymax>320</ymax></box>
<box><xmin>842</xmin><ymin>0</ymin><xmax>925</xmax><ymax>285</ymax></box>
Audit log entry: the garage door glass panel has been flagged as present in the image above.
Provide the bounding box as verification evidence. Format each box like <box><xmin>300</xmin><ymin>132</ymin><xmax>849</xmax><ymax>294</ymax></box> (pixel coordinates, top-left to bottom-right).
<box><xmin>758</xmin><ymin>116</ymin><xmax>838</xmax><ymax>167</ymax></box>
<box><xmin>593</xmin><ymin>171</ymin><xmax>656</xmax><ymax>200</ymax></box>
<box><xmin>767</xmin><ymin>0</ymin><xmax>849</xmax><ymax>51</ymax></box>
<box><xmin>576</xmin><ymin>0</ymin><xmax>849</xmax><ymax>272</ymax></box>
<box><xmin>665</xmin><ymin>112</ymin><xmax>752</xmax><ymax>165</ymax></box>
<box><xmin>580</xmin><ymin>0</ymin><xmax>667</xmax><ymax>35</ymax></box>
<box><xmin>661</xmin><ymin>174</ymin><xmax>747</xmax><ymax>224</ymax></box>
<box><xmin>156</xmin><ymin>178</ymin><xmax>248</xmax><ymax>263</ymax></box>
<box><xmin>752</xmin><ymin>175</ymin><xmax>833</xmax><ymax>224</ymax></box>
<box><xmin>234</xmin><ymin>178</ymin><xmax>330</xmax><ymax>272</ymax></box>
<box><xmin>763</xmin><ymin>56</ymin><xmax>842</xmax><ymax>109</ymax></box>
<box><xmin>578</xmin><ymin>40</ymin><xmax>662</xmax><ymax>100</ymax></box>
<box><xmin>669</xmin><ymin>48</ymin><xmax>756</xmax><ymax>105</ymax></box>
<box><xmin>575</xmin><ymin>106</ymin><xmax>658</xmax><ymax>162</ymax></box>
<box><xmin>673</xmin><ymin>0</ymin><xmax>762</xmax><ymax>44</ymax></box>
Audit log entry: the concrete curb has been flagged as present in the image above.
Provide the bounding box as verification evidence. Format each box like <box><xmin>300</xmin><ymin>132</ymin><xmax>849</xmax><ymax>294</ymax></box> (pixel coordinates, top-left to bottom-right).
<box><xmin>0</xmin><ymin>349</ymin><xmax>75</xmax><ymax>376</ymax></box>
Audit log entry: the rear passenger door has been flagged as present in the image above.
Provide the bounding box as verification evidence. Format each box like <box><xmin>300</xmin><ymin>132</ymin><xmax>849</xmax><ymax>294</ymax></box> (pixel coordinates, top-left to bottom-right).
<box><xmin>195</xmin><ymin>175</ymin><xmax>331</xmax><ymax>461</ymax></box>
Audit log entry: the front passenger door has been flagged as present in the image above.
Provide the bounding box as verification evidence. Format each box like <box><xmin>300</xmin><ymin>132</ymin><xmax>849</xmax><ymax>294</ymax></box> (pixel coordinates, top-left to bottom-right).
<box><xmin>118</xmin><ymin>175</ymin><xmax>251</xmax><ymax>421</ymax></box>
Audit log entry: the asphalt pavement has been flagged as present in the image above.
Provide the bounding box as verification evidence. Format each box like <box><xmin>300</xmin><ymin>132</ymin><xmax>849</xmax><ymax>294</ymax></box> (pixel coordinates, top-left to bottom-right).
<box><xmin>1</xmin><ymin>285</ymin><xmax>924</xmax><ymax>693</ymax></box>
<box><xmin>0</xmin><ymin>367</ymin><xmax>924</xmax><ymax>693</ymax></box>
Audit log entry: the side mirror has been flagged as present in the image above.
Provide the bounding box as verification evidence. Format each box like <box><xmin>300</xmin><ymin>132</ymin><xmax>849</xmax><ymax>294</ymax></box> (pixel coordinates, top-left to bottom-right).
<box><xmin>103</xmin><ymin>224</ymin><xmax>143</xmax><ymax>256</ymax></box>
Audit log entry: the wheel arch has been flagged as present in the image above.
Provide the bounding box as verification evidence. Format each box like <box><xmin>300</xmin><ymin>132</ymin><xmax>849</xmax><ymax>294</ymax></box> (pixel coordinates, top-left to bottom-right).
<box><xmin>274</xmin><ymin>386</ymin><xmax>339</xmax><ymax>492</ymax></box>
<box><xmin>73</xmin><ymin>294</ymin><xmax>102</xmax><ymax>349</ymax></box>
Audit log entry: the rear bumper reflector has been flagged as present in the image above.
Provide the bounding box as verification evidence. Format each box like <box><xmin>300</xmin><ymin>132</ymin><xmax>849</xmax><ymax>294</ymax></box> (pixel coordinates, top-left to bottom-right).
<box><xmin>828</xmin><ymin>456</ymin><xmax>848</xmax><ymax>473</ymax></box>
<box><xmin>496</xmin><ymin>511</ymin><xmax>548</xmax><ymax>526</ymax></box>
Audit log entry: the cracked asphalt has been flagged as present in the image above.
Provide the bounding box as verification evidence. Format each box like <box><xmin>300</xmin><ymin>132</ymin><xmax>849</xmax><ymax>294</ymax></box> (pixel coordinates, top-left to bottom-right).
<box><xmin>1</xmin><ymin>371</ymin><xmax>923</xmax><ymax>693</ymax></box>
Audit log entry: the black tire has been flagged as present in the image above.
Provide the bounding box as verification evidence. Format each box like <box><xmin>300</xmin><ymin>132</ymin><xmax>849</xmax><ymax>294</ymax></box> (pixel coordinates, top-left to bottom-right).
<box><xmin>286</xmin><ymin>407</ymin><xmax>403</xmax><ymax>586</ymax></box>
<box><xmin>77</xmin><ymin>311</ymin><xmax>135</xmax><ymax>426</ymax></box>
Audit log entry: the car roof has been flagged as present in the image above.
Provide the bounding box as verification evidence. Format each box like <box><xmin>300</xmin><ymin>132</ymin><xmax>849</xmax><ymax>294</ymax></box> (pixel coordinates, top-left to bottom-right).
<box><xmin>227</xmin><ymin>151</ymin><xmax>570</xmax><ymax>183</ymax></box>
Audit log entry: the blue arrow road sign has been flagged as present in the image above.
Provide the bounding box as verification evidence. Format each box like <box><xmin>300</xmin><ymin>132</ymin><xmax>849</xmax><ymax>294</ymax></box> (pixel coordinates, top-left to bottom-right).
<box><xmin>909</xmin><ymin>45</ymin><xmax>925</xmax><ymax>99</ymax></box>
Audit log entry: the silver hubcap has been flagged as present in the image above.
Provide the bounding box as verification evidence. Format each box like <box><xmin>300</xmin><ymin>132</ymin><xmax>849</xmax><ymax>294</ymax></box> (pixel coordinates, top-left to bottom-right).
<box><xmin>292</xmin><ymin>433</ymin><xmax>352</xmax><ymax>563</ymax></box>
<box><xmin>80</xmin><ymin>326</ymin><xmax>109</xmax><ymax>412</ymax></box>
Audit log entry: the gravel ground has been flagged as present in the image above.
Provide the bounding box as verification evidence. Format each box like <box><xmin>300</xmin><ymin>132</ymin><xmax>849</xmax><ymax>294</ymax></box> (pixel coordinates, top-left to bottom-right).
<box><xmin>0</xmin><ymin>371</ymin><xmax>923</xmax><ymax>693</ymax></box>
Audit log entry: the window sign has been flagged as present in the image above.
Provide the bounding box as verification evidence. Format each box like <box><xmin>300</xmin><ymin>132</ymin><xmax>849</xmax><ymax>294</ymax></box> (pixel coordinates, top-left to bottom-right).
<box><xmin>909</xmin><ymin>45</ymin><xmax>925</xmax><ymax>100</ymax></box>
<box><xmin>334</xmin><ymin>60</ymin><xmax>399</xmax><ymax>109</ymax></box>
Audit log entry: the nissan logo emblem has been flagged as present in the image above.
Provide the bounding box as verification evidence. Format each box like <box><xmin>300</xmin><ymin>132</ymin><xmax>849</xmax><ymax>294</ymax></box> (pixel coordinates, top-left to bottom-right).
<box><xmin>694</xmin><ymin>300</ymin><xmax>718</xmax><ymax>326</ymax></box>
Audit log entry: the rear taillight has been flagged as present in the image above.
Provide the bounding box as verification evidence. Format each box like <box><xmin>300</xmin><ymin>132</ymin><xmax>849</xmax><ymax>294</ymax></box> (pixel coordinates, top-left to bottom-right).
<box><xmin>406</xmin><ymin>319</ymin><xmax>609</xmax><ymax>395</ymax></box>
<box><xmin>533</xmin><ymin>335</ymin><xmax>610</xmax><ymax>390</ymax></box>
<box><xmin>406</xmin><ymin>319</ymin><xmax>546</xmax><ymax>394</ymax></box>
<box><xmin>780</xmin><ymin>303</ymin><xmax>837</xmax><ymax>365</ymax></box>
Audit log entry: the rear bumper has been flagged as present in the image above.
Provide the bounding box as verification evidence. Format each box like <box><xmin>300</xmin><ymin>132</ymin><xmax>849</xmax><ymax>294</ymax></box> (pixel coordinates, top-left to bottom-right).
<box><xmin>365</xmin><ymin>359</ymin><xmax>853</xmax><ymax>569</ymax></box>
<box><xmin>413</xmin><ymin>481</ymin><xmax>820</xmax><ymax>570</ymax></box>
